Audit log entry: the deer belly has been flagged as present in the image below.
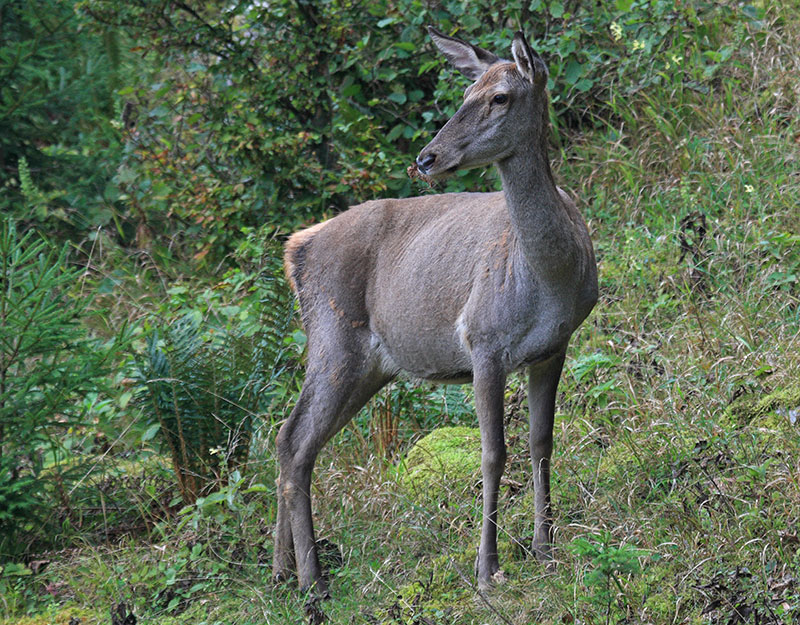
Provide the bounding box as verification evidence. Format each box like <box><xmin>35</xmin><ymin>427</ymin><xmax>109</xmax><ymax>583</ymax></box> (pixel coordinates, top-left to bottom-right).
<box><xmin>369</xmin><ymin>317</ymin><xmax>473</xmax><ymax>382</ymax></box>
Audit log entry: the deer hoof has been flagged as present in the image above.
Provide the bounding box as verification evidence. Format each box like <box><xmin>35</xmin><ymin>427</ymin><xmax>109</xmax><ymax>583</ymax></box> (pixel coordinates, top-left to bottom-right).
<box><xmin>477</xmin><ymin>569</ymin><xmax>507</xmax><ymax>591</ymax></box>
<box><xmin>272</xmin><ymin>570</ymin><xmax>294</xmax><ymax>585</ymax></box>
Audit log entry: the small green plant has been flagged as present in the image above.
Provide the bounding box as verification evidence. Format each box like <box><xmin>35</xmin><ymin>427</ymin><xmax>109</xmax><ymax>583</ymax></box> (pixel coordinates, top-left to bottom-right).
<box><xmin>0</xmin><ymin>562</ymin><xmax>40</xmax><ymax>617</ymax></box>
<box><xmin>568</xmin><ymin>532</ymin><xmax>646</xmax><ymax>624</ymax></box>
<box><xmin>0</xmin><ymin>219</ymin><xmax>129</xmax><ymax>555</ymax></box>
<box><xmin>567</xmin><ymin>350</ymin><xmax>625</xmax><ymax>411</ymax></box>
<box><xmin>135</xmin><ymin>243</ymin><xmax>294</xmax><ymax>504</ymax></box>
<box><xmin>137</xmin><ymin>316</ymin><xmax>270</xmax><ymax>504</ymax></box>
<box><xmin>16</xmin><ymin>157</ymin><xmax>66</xmax><ymax>222</ymax></box>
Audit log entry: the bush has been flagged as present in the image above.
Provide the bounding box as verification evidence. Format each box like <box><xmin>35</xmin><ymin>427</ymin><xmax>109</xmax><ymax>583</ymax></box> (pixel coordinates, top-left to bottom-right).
<box><xmin>0</xmin><ymin>2</ymin><xmax>125</xmax><ymax>238</ymax></box>
<box><xmin>134</xmin><ymin>235</ymin><xmax>296</xmax><ymax>504</ymax></box>
<box><xmin>73</xmin><ymin>0</ymin><xmax>758</xmax><ymax>266</ymax></box>
<box><xmin>0</xmin><ymin>220</ymin><xmax>129</xmax><ymax>556</ymax></box>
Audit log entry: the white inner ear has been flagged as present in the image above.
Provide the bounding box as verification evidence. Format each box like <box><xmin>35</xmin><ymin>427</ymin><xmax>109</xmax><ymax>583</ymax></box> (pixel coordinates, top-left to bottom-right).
<box><xmin>433</xmin><ymin>39</ymin><xmax>487</xmax><ymax>80</ymax></box>
<box><xmin>511</xmin><ymin>39</ymin><xmax>534</xmax><ymax>82</ymax></box>
<box><xmin>442</xmin><ymin>41</ymin><xmax>481</xmax><ymax>68</ymax></box>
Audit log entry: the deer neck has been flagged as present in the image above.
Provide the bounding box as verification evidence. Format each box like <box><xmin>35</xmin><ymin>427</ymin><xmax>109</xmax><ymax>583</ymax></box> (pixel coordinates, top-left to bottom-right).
<box><xmin>496</xmin><ymin>137</ymin><xmax>579</xmax><ymax>286</ymax></box>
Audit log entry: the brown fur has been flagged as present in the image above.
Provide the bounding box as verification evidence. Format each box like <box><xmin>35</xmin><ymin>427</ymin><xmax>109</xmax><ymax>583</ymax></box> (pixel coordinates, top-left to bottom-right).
<box><xmin>283</xmin><ymin>220</ymin><xmax>328</xmax><ymax>293</ymax></box>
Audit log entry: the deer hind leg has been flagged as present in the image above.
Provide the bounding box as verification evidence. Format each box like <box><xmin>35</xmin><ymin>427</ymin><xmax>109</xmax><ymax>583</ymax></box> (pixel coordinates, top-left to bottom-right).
<box><xmin>472</xmin><ymin>354</ymin><xmax>507</xmax><ymax>589</ymax></box>
<box><xmin>527</xmin><ymin>351</ymin><xmax>566</xmax><ymax>562</ymax></box>
<box><xmin>273</xmin><ymin>391</ymin><xmax>306</xmax><ymax>583</ymax></box>
<box><xmin>273</xmin><ymin>339</ymin><xmax>391</xmax><ymax>598</ymax></box>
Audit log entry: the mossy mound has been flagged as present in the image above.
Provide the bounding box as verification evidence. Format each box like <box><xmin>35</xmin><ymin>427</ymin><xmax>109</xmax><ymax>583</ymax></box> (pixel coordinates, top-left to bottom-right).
<box><xmin>398</xmin><ymin>427</ymin><xmax>482</xmax><ymax>505</ymax></box>
<box><xmin>726</xmin><ymin>383</ymin><xmax>800</xmax><ymax>428</ymax></box>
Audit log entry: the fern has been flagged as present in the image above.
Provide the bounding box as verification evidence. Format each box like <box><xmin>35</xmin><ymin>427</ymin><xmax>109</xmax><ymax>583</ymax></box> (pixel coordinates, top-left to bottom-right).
<box><xmin>136</xmin><ymin>239</ymin><xmax>295</xmax><ymax>504</ymax></box>
<box><xmin>16</xmin><ymin>157</ymin><xmax>66</xmax><ymax>221</ymax></box>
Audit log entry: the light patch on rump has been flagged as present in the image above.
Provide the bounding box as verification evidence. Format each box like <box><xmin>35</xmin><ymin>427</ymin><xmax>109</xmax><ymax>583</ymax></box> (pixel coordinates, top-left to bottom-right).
<box><xmin>284</xmin><ymin>220</ymin><xmax>329</xmax><ymax>292</ymax></box>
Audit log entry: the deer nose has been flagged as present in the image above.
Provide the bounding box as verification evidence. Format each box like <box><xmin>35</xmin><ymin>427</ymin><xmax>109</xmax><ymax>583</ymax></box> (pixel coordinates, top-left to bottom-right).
<box><xmin>416</xmin><ymin>153</ymin><xmax>436</xmax><ymax>173</ymax></box>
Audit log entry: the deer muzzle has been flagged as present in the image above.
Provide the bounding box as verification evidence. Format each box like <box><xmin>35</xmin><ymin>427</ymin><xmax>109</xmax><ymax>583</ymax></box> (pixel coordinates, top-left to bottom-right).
<box><xmin>415</xmin><ymin>152</ymin><xmax>437</xmax><ymax>175</ymax></box>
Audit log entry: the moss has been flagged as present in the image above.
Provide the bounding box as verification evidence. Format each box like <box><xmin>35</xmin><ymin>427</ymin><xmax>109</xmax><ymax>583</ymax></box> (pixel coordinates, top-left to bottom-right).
<box><xmin>397</xmin><ymin>427</ymin><xmax>482</xmax><ymax>504</ymax></box>
<box><xmin>595</xmin><ymin>439</ymin><xmax>639</xmax><ymax>483</ymax></box>
<box><xmin>378</xmin><ymin>552</ymin><xmax>475</xmax><ymax>625</ymax></box>
<box><xmin>0</xmin><ymin>605</ymin><xmax>100</xmax><ymax>625</ymax></box>
<box><xmin>641</xmin><ymin>591</ymin><xmax>679</xmax><ymax>622</ymax></box>
<box><xmin>727</xmin><ymin>383</ymin><xmax>800</xmax><ymax>428</ymax></box>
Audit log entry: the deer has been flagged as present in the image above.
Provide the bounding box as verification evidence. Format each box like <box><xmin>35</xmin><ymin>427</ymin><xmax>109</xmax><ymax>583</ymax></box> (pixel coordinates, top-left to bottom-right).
<box><xmin>272</xmin><ymin>26</ymin><xmax>598</xmax><ymax>598</ymax></box>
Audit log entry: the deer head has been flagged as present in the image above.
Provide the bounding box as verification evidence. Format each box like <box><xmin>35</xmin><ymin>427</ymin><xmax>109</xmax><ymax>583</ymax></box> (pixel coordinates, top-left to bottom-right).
<box><xmin>416</xmin><ymin>27</ymin><xmax>550</xmax><ymax>178</ymax></box>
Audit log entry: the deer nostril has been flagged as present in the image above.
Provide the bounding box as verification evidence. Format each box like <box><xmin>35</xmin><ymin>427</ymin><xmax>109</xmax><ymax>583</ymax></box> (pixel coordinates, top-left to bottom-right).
<box><xmin>417</xmin><ymin>153</ymin><xmax>437</xmax><ymax>172</ymax></box>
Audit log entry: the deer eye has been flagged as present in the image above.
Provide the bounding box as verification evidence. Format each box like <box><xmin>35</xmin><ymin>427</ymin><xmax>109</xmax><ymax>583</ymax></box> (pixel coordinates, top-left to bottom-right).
<box><xmin>492</xmin><ymin>93</ymin><xmax>508</xmax><ymax>105</ymax></box>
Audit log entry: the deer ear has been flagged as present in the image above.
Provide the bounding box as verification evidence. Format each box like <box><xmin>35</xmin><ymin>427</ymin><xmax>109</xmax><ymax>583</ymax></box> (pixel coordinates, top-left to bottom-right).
<box><xmin>428</xmin><ymin>26</ymin><xmax>501</xmax><ymax>81</ymax></box>
<box><xmin>511</xmin><ymin>32</ymin><xmax>548</xmax><ymax>86</ymax></box>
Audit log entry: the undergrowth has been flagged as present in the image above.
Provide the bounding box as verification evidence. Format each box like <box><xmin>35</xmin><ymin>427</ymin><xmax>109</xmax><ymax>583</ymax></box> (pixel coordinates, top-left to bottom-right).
<box><xmin>3</xmin><ymin>3</ymin><xmax>799</xmax><ymax>625</ymax></box>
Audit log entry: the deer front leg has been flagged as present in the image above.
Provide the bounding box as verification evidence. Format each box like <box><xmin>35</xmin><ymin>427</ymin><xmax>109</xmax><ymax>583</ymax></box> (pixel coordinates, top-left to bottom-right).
<box><xmin>473</xmin><ymin>356</ymin><xmax>507</xmax><ymax>589</ymax></box>
<box><xmin>527</xmin><ymin>352</ymin><xmax>566</xmax><ymax>561</ymax></box>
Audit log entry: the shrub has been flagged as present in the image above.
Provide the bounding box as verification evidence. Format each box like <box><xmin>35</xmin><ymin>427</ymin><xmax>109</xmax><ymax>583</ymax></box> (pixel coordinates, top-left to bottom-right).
<box><xmin>0</xmin><ymin>2</ymin><xmax>125</xmax><ymax>238</ymax></box>
<box><xmin>0</xmin><ymin>220</ymin><xmax>128</xmax><ymax>556</ymax></box>
<box><xmin>135</xmin><ymin>236</ymin><xmax>295</xmax><ymax>504</ymax></box>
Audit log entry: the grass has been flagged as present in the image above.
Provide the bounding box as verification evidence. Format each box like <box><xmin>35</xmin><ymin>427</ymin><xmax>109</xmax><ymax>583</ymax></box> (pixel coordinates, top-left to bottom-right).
<box><xmin>3</xmin><ymin>4</ymin><xmax>800</xmax><ymax>625</ymax></box>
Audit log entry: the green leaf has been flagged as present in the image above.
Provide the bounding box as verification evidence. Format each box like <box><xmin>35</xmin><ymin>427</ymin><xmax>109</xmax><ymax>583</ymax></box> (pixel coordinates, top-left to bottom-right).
<box><xmin>564</xmin><ymin>60</ymin><xmax>584</xmax><ymax>84</ymax></box>
<box><xmin>198</xmin><ymin>491</ymin><xmax>228</xmax><ymax>507</ymax></box>
<box><xmin>118</xmin><ymin>390</ymin><xmax>133</xmax><ymax>410</ymax></box>
<box><xmin>141</xmin><ymin>423</ymin><xmax>161</xmax><ymax>442</ymax></box>
<box><xmin>387</xmin><ymin>123</ymin><xmax>405</xmax><ymax>142</ymax></box>
<box><xmin>342</xmin><ymin>83</ymin><xmax>362</xmax><ymax>98</ymax></box>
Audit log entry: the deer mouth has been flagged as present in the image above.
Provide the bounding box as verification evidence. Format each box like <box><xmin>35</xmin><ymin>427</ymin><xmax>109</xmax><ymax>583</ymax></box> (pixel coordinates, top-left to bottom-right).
<box><xmin>414</xmin><ymin>146</ymin><xmax>464</xmax><ymax>179</ymax></box>
<box><xmin>415</xmin><ymin>159</ymin><xmax>462</xmax><ymax>180</ymax></box>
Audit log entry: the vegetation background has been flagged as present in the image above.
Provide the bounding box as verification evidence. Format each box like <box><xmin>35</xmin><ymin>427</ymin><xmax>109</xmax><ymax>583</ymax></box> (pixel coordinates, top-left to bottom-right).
<box><xmin>0</xmin><ymin>0</ymin><xmax>798</xmax><ymax>623</ymax></box>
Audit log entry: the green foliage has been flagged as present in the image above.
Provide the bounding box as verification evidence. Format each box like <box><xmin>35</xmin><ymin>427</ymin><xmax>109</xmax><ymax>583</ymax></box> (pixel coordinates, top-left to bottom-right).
<box><xmin>0</xmin><ymin>219</ymin><xmax>129</xmax><ymax>555</ymax></box>
<box><xmin>1</xmin><ymin>2</ymin><xmax>798</xmax><ymax>624</ymax></box>
<box><xmin>566</xmin><ymin>350</ymin><xmax>625</xmax><ymax>412</ymax></box>
<box><xmin>0</xmin><ymin>562</ymin><xmax>35</xmax><ymax>617</ymax></box>
<box><xmin>0</xmin><ymin>1</ymin><xmax>125</xmax><ymax>236</ymax></box>
<box><xmin>135</xmin><ymin>235</ymin><xmax>295</xmax><ymax>504</ymax></box>
<box><xmin>521</xmin><ymin>0</ymin><xmax>759</xmax><ymax>123</ymax></box>
<box><xmin>568</xmin><ymin>532</ymin><xmax>646</xmax><ymax>623</ymax></box>
<box><xmin>3</xmin><ymin>0</ymin><xmax>757</xmax><ymax>257</ymax></box>
<box><xmin>0</xmin><ymin>459</ymin><xmax>38</xmax><ymax>537</ymax></box>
